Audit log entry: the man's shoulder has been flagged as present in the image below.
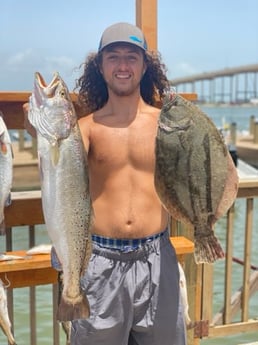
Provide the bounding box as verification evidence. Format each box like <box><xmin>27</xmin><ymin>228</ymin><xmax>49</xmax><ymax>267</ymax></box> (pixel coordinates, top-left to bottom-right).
<box><xmin>78</xmin><ymin>113</ymin><xmax>94</xmax><ymax>134</ymax></box>
<box><xmin>143</xmin><ymin>103</ymin><xmax>161</xmax><ymax>117</ymax></box>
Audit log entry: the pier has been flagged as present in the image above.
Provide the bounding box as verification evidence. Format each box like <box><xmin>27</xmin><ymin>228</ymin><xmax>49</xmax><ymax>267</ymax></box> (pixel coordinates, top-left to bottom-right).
<box><xmin>170</xmin><ymin>64</ymin><xmax>258</xmax><ymax>104</ymax></box>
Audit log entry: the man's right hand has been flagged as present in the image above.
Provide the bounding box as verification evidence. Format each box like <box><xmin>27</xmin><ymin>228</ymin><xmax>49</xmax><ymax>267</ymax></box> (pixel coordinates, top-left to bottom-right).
<box><xmin>23</xmin><ymin>103</ymin><xmax>37</xmax><ymax>138</ymax></box>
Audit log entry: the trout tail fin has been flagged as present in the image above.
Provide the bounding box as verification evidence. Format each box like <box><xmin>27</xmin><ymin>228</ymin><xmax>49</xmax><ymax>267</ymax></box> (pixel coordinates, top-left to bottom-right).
<box><xmin>57</xmin><ymin>294</ymin><xmax>90</xmax><ymax>322</ymax></box>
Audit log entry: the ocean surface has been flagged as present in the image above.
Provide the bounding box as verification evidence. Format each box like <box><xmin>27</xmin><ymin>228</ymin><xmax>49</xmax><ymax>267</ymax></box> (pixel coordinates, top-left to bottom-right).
<box><xmin>1</xmin><ymin>104</ymin><xmax>258</xmax><ymax>345</ymax></box>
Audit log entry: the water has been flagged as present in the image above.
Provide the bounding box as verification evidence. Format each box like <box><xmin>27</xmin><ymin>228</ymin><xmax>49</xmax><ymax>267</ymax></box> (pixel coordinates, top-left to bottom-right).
<box><xmin>1</xmin><ymin>105</ymin><xmax>258</xmax><ymax>344</ymax></box>
<box><xmin>199</xmin><ymin>104</ymin><xmax>258</xmax><ymax>344</ymax></box>
<box><xmin>200</xmin><ymin>104</ymin><xmax>258</xmax><ymax>133</ymax></box>
<box><xmin>201</xmin><ymin>198</ymin><xmax>258</xmax><ymax>345</ymax></box>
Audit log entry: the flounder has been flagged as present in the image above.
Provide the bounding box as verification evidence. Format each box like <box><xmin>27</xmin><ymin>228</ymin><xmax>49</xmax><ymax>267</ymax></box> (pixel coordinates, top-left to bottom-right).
<box><xmin>155</xmin><ymin>93</ymin><xmax>238</xmax><ymax>263</ymax></box>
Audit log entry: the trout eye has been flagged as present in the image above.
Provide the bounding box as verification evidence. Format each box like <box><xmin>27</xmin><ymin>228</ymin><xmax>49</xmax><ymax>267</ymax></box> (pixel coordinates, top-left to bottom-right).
<box><xmin>59</xmin><ymin>88</ymin><xmax>66</xmax><ymax>98</ymax></box>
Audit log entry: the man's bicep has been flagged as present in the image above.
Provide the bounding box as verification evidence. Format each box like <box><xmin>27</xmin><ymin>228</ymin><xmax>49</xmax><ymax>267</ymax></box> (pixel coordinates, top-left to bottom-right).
<box><xmin>78</xmin><ymin>118</ymin><xmax>90</xmax><ymax>154</ymax></box>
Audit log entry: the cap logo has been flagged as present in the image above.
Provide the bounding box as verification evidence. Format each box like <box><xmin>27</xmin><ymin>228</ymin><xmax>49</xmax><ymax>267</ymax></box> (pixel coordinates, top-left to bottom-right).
<box><xmin>129</xmin><ymin>35</ymin><xmax>142</xmax><ymax>44</ymax></box>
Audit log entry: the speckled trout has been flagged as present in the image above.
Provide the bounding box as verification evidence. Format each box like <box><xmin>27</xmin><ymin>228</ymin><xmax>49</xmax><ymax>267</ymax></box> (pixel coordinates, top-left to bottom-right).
<box><xmin>0</xmin><ymin>114</ymin><xmax>13</xmax><ymax>235</ymax></box>
<box><xmin>0</xmin><ymin>279</ymin><xmax>16</xmax><ymax>345</ymax></box>
<box><xmin>155</xmin><ymin>93</ymin><xmax>238</xmax><ymax>264</ymax></box>
<box><xmin>28</xmin><ymin>72</ymin><xmax>93</xmax><ymax>321</ymax></box>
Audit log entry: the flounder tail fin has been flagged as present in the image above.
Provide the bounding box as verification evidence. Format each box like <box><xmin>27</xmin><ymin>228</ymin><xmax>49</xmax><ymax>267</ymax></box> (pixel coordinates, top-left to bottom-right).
<box><xmin>194</xmin><ymin>230</ymin><xmax>225</xmax><ymax>264</ymax></box>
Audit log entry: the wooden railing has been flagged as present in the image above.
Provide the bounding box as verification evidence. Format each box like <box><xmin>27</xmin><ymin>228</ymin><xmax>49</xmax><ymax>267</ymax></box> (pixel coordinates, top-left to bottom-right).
<box><xmin>207</xmin><ymin>180</ymin><xmax>258</xmax><ymax>338</ymax></box>
<box><xmin>1</xmin><ymin>183</ymin><xmax>258</xmax><ymax>345</ymax></box>
<box><xmin>170</xmin><ymin>179</ymin><xmax>258</xmax><ymax>345</ymax></box>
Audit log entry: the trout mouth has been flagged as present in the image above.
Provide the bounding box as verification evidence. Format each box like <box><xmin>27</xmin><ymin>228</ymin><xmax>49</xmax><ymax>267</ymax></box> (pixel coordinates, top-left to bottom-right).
<box><xmin>35</xmin><ymin>72</ymin><xmax>60</xmax><ymax>96</ymax></box>
<box><xmin>29</xmin><ymin>72</ymin><xmax>76</xmax><ymax>145</ymax></box>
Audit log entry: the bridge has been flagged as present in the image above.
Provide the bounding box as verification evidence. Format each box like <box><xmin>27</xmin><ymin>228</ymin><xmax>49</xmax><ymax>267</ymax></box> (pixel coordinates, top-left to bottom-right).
<box><xmin>170</xmin><ymin>64</ymin><xmax>258</xmax><ymax>104</ymax></box>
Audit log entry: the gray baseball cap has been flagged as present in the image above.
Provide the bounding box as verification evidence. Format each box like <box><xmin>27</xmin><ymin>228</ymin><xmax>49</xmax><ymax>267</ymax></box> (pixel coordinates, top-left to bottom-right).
<box><xmin>98</xmin><ymin>22</ymin><xmax>148</xmax><ymax>52</ymax></box>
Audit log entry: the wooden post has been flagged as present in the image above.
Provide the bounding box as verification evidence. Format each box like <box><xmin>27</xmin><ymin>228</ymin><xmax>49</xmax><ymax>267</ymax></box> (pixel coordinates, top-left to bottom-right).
<box><xmin>249</xmin><ymin>115</ymin><xmax>255</xmax><ymax>135</ymax></box>
<box><xmin>230</xmin><ymin>122</ymin><xmax>237</xmax><ymax>145</ymax></box>
<box><xmin>135</xmin><ymin>0</ymin><xmax>157</xmax><ymax>51</ymax></box>
<box><xmin>254</xmin><ymin>121</ymin><xmax>258</xmax><ymax>144</ymax></box>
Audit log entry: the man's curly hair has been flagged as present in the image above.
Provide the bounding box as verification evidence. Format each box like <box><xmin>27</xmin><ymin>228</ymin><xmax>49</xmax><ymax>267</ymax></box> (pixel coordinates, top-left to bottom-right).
<box><xmin>75</xmin><ymin>49</ymin><xmax>169</xmax><ymax>116</ymax></box>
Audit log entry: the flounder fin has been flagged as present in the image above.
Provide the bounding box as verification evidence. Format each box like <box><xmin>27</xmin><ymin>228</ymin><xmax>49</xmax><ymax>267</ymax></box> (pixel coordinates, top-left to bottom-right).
<box><xmin>51</xmin><ymin>143</ymin><xmax>60</xmax><ymax>166</ymax></box>
<box><xmin>194</xmin><ymin>230</ymin><xmax>225</xmax><ymax>264</ymax></box>
<box><xmin>57</xmin><ymin>295</ymin><xmax>90</xmax><ymax>322</ymax></box>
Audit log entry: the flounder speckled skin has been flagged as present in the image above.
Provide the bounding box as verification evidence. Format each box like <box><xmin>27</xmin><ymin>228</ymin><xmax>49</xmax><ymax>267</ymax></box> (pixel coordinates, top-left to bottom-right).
<box><xmin>155</xmin><ymin>93</ymin><xmax>238</xmax><ymax>264</ymax></box>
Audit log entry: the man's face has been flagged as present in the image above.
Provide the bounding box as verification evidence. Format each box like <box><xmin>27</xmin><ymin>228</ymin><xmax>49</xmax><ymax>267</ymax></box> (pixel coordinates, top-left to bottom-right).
<box><xmin>100</xmin><ymin>43</ymin><xmax>146</xmax><ymax>97</ymax></box>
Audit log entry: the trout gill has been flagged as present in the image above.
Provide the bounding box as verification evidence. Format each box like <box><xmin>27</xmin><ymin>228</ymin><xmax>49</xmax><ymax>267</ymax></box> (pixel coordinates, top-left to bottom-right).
<box><xmin>0</xmin><ymin>114</ymin><xmax>13</xmax><ymax>235</ymax></box>
<box><xmin>155</xmin><ymin>93</ymin><xmax>239</xmax><ymax>263</ymax></box>
<box><xmin>28</xmin><ymin>72</ymin><xmax>93</xmax><ymax>321</ymax></box>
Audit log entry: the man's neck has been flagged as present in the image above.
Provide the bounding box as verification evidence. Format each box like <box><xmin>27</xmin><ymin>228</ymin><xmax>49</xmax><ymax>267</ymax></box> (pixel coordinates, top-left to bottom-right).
<box><xmin>103</xmin><ymin>92</ymin><xmax>145</xmax><ymax>120</ymax></box>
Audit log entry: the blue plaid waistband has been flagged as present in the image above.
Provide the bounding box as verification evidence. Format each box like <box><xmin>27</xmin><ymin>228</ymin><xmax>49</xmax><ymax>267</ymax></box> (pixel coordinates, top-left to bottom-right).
<box><xmin>92</xmin><ymin>229</ymin><xmax>167</xmax><ymax>252</ymax></box>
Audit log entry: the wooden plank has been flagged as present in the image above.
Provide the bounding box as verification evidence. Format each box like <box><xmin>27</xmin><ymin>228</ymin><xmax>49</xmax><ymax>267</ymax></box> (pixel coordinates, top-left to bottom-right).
<box><xmin>170</xmin><ymin>236</ymin><xmax>194</xmax><ymax>255</ymax></box>
<box><xmin>209</xmin><ymin>319</ymin><xmax>258</xmax><ymax>337</ymax></box>
<box><xmin>136</xmin><ymin>0</ymin><xmax>157</xmax><ymax>51</ymax></box>
<box><xmin>0</xmin><ymin>91</ymin><xmax>31</xmax><ymax>102</ymax></box>
<box><xmin>237</xmin><ymin>180</ymin><xmax>258</xmax><ymax>198</ymax></box>
<box><xmin>0</xmin><ymin>91</ymin><xmax>77</xmax><ymax>102</ymax></box>
<box><xmin>224</xmin><ymin>204</ymin><xmax>235</xmax><ymax>323</ymax></box>
<box><xmin>0</xmin><ymin>267</ymin><xmax>57</xmax><ymax>288</ymax></box>
<box><xmin>242</xmin><ymin>198</ymin><xmax>253</xmax><ymax>321</ymax></box>
<box><xmin>0</xmin><ymin>250</ymin><xmax>58</xmax><ymax>288</ymax></box>
<box><xmin>201</xmin><ymin>264</ymin><xmax>214</xmax><ymax>323</ymax></box>
<box><xmin>4</xmin><ymin>190</ymin><xmax>44</xmax><ymax>227</ymax></box>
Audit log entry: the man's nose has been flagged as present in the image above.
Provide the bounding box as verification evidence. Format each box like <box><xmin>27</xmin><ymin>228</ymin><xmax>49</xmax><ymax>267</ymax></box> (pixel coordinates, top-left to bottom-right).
<box><xmin>117</xmin><ymin>56</ymin><xmax>129</xmax><ymax>68</ymax></box>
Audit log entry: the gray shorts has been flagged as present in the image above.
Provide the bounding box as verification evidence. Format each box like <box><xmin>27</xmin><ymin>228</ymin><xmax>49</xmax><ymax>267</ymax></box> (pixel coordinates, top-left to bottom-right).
<box><xmin>55</xmin><ymin>230</ymin><xmax>187</xmax><ymax>345</ymax></box>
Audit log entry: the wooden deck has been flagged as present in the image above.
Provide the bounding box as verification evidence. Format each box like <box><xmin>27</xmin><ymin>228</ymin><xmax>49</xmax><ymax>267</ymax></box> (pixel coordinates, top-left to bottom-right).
<box><xmin>236</xmin><ymin>135</ymin><xmax>258</xmax><ymax>168</ymax></box>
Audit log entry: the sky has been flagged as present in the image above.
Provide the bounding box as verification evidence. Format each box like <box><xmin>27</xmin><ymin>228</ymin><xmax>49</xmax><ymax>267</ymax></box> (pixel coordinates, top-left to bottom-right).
<box><xmin>1</xmin><ymin>0</ymin><xmax>258</xmax><ymax>92</ymax></box>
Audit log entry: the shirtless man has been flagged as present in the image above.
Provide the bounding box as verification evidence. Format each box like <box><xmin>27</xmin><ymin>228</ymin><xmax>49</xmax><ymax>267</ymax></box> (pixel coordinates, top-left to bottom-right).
<box><xmin>24</xmin><ymin>22</ymin><xmax>186</xmax><ymax>345</ymax></box>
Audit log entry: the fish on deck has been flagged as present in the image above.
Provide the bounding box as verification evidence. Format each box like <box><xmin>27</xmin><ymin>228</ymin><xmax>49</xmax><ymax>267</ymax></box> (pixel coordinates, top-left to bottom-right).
<box><xmin>0</xmin><ymin>254</ymin><xmax>25</xmax><ymax>261</ymax></box>
<box><xmin>155</xmin><ymin>93</ymin><xmax>239</xmax><ymax>264</ymax></box>
<box><xmin>0</xmin><ymin>279</ymin><xmax>16</xmax><ymax>345</ymax></box>
<box><xmin>0</xmin><ymin>114</ymin><xmax>13</xmax><ymax>235</ymax></box>
<box><xmin>26</xmin><ymin>244</ymin><xmax>52</xmax><ymax>255</ymax></box>
<box><xmin>28</xmin><ymin>72</ymin><xmax>93</xmax><ymax>321</ymax></box>
<box><xmin>178</xmin><ymin>262</ymin><xmax>192</xmax><ymax>327</ymax></box>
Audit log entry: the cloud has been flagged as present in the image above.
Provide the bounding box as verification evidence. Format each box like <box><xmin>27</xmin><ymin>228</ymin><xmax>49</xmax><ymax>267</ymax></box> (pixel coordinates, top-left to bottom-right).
<box><xmin>0</xmin><ymin>49</ymin><xmax>79</xmax><ymax>90</ymax></box>
<box><xmin>174</xmin><ymin>62</ymin><xmax>198</xmax><ymax>77</ymax></box>
<box><xmin>7</xmin><ymin>48</ymin><xmax>35</xmax><ymax>66</ymax></box>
